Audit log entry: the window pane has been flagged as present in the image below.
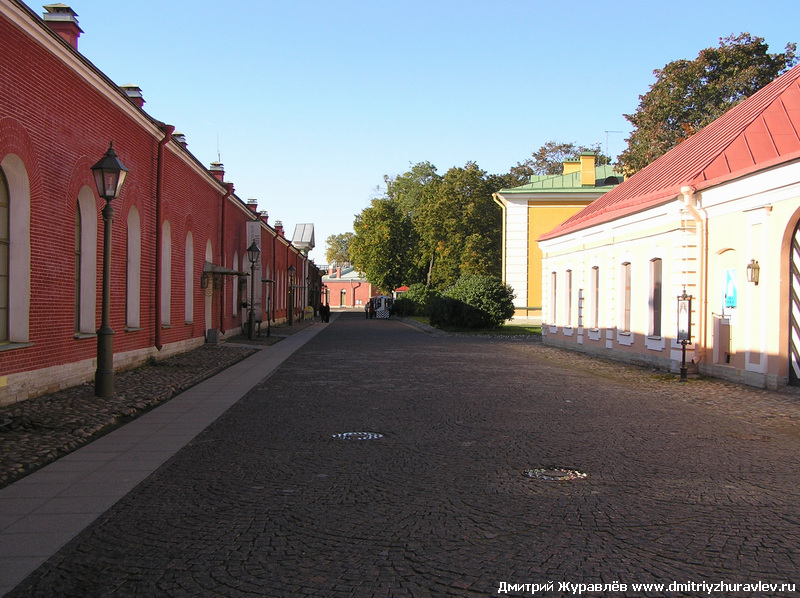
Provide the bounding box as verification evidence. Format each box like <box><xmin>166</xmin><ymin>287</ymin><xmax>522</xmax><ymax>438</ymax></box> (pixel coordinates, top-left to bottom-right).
<box><xmin>0</xmin><ymin>168</ymin><xmax>7</xmax><ymax>342</ymax></box>
<box><xmin>75</xmin><ymin>207</ymin><xmax>82</xmax><ymax>332</ymax></box>
<box><xmin>651</xmin><ymin>259</ymin><xmax>662</xmax><ymax>337</ymax></box>
<box><xmin>623</xmin><ymin>263</ymin><xmax>631</xmax><ymax>333</ymax></box>
<box><xmin>592</xmin><ymin>267</ymin><xmax>599</xmax><ymax>329</ymax></box>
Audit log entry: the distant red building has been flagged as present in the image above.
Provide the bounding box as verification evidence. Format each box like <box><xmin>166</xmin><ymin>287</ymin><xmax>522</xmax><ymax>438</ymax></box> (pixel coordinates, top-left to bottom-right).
<box><xmin>322</xmin><ymin>266</ymin><xmax>376</xmax><ymax>308</ymax></box>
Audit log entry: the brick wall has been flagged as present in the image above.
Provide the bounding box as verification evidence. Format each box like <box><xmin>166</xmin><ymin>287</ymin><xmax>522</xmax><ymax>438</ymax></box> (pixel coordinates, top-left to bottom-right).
<box><xmin>0</xmin><ymin>5</ymin><xmax>315</xmax><ymax>403</ymax></box>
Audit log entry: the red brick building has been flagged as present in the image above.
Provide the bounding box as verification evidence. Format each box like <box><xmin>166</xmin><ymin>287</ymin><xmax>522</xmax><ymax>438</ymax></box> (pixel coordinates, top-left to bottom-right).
<box><xmin>0</xmin><ymin>1</ymin><xmax>321</xmax><ymax>404</ymax></box>
<box><xmin>322</xmin><ymin>266</ymin><xmax>376</xmax><ymax>309</ymax></box>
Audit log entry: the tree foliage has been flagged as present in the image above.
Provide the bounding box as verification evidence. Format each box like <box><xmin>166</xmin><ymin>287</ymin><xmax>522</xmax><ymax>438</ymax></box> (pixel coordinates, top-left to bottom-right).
<box><xmin>618</xmin><ymin>33</ymin><xmax>797</xmax><ymax>176</ymax></box>
<box><xmin>346</xmin><ymin>142</ymin><xmax>604</xmax><ymax>293</ymax></box>
<box><xmin>509</xmin><ymin>141</ymin><xmax>610</xmax><ymax>185</ymax></box>
<box><xmin>324</xmin><ymin>232</ymin><xmax>354</xmax><ymax>265</ymax></box>
<box><xmin>349</xmin><ymin>198</ymin><xmax>416</xmax><ymax>293</ymax></box>
<box><xmin>392</xmin><ymin>283</ymin><xmax>440</xmax><ymax>317</ymax></box>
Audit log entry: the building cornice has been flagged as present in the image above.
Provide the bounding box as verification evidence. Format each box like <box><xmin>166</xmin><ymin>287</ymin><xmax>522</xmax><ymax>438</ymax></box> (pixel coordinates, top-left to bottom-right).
<box><xmin>3</xmin><ymin>0</ymin><xmax>162</xmax><ymax>136</ymax></box>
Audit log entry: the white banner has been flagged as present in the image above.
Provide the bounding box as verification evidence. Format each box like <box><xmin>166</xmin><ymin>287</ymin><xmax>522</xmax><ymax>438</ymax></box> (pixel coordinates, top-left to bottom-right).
<box><xmin>246</xmin><ymin>221</ymin><xmax>263</xmax><ymax>322</ymax></box>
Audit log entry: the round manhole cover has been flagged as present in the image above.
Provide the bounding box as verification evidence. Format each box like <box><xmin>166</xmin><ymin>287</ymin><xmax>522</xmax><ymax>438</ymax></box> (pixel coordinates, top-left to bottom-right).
<box><xmin>522</xmin><ymin>468</ymin><xmax>587</xmax><ymax>481</ymax></box>
<box><xmin>332</xmin><ymin>432</ymin><xmax>383</xmax><ymax>440</ymax></box>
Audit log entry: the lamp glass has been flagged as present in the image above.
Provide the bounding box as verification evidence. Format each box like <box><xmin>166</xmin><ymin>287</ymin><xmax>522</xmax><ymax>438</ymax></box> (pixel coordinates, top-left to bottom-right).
<box><xmin>246</xmin><ymin>241</ymin><xmax>261</xmax><ymax>265</ymax></box>
<box><xmin>91</xmin><ymin>142</ymin><xmax>128</xmax><ymax>200</ymax></box>
<box><xmin>746</xmin><ymin>259</ymin><xmax>760</xmax><ymax>284</ymax></box>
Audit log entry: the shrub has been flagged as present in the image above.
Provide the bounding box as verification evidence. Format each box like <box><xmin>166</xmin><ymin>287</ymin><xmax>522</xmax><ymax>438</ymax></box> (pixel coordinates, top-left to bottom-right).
<box><xmin>398</xmin><ymin>283</ymin><xmax>440</xmax><ymax>317</ymax></box>
<box><xmin>392</xmin><ymin>295</ymin><xmax>414</xmax><ymax>316</ymax></box>
<box><xmin>432</xmin><ymin>275</ymin><xmax>515</xmax><ymax>328</ymax></box>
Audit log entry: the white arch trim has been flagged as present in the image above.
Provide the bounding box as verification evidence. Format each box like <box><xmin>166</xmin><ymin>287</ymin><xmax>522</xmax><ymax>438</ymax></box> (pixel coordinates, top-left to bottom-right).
<box><xmin>1</xmin><ymin>154</ymin><xmax>30</xmax><ymax>342</ymax></box>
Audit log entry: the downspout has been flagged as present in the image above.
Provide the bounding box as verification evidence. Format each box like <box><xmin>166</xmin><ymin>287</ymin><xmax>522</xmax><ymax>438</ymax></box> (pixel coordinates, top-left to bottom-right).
<box><xmin>272</xmin><ymin>232</ymin><xmax>276</xmax><ymax>324</ymax></box>
<box><xmin>218</xmin><ymin>182</ymin><xmax>233</xmax><ymax>334</ymax></box>
<box><xmin>155</xmin><ymin>124</ymin><xmax>174</xmax><ymax>351</ymax></box>
<box><xmin>351</xmin><ymin>280</ymin><xmax>361</xmax><ymax>308</ymax></box>
<box><xmin>492</xmin><ymin>192</ymin><xmax>507</xmax><ymax>286</ymax></box>
<box><xmin>681</xmin><ymin>185</ymin><xmax>708</xmax><ymax>365</ymax></box>
<box><xmin>286</xmin><ymin>242</ymin><xmax>291</xmax><ymax>320</ymax></box>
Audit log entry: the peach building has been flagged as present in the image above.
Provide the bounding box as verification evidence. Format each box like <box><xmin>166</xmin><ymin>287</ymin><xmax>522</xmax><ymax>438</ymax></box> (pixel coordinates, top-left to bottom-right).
<box><xmin>539</xmin><ymin>65</ymin><xmax>800</xmax><ymax>389</ymax></box>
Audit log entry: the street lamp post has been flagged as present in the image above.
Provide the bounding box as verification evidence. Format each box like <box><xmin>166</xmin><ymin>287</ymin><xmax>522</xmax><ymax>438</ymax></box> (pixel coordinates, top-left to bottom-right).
<box><xmin>677</xmin><ymin>290</ymin><xmax>693</xmax><ymax>382</ymax></box>
<box><xmin>261</xmin><ymin>278</ymin><xmax>273</xmax><ymax>337</ymax></box>
<box><xmin>246</xmin><ymin>241</ymin><xmax>261</xmax><ymax>340</ymax></box>
<box><xmin>288</xmin><ymin>264</ymin><xmax>296</xmax><ymax>326</ymax></box>
<box><xmin>92</xmin><ymin>142</ymin><xmax>128</xmax><ymax>397</ymax></box>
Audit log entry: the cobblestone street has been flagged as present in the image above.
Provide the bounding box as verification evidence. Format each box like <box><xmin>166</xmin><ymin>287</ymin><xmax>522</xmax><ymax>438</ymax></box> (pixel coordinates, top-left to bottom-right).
<box><xmin>7</xmin><ymin>312</ymin><xmax>800</xmax><ymax>596</ymax></box>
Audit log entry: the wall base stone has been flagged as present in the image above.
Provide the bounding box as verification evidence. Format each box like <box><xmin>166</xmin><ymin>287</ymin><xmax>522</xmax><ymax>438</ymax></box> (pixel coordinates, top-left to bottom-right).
<box><xmin>0</xmin><ymin>336</ymin><xmax>206</xmax><ymax>407</ymax></box>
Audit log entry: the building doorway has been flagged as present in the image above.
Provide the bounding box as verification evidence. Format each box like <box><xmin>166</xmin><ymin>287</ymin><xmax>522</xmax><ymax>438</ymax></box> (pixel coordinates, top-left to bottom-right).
<box><xmin>790</xmin><ymin>220</ymin><xmax>800</xmax><ymax>385</ymax></box>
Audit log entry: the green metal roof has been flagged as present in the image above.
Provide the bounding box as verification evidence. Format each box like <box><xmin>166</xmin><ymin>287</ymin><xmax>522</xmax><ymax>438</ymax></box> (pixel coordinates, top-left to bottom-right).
<box><xmin>498</xmin><ymin>165</ymin><xmax>623</xmax><ymax>194</ymax></box>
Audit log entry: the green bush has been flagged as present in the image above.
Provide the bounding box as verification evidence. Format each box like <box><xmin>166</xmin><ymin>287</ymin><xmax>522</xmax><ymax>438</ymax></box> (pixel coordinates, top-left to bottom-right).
<box><xmin>400</xmin><ymin>284</ymin><xmax>440</xmax><ymax>316</ymax></box>
<box><xmin>392</xmin><ymin>295</ymin><xmax>414</xmax><ymax>316</ymax></box>
<box><xmin>431</xmin><ymin>275</ymin><xmax>515</xmax><ymax>328</ymax></box>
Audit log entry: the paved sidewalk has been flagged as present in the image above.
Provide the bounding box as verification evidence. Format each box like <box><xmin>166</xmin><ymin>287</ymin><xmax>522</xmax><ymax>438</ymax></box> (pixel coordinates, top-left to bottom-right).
<box><xmin>0</xmin><ymin>317</ymin><xmax>330</xmax><ymax>597</ymax></box>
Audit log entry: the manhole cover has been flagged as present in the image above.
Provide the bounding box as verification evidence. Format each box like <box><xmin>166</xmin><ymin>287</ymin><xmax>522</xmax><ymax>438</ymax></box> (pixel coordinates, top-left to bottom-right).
<box><xmin>332</xmin><ymin>432</ymin><xmax>383</xmax><ymax>440</ymax></box>
<box><xmin>522</xmin><ymin>468</ymin><xmax>587</xmax><ymax>481</ymax></box>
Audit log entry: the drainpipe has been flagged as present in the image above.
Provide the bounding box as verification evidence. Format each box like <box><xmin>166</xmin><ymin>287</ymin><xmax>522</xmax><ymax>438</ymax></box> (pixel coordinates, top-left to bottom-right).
<box><xmin>492</xmin><ymin>192</ymin><xmax>507</xmax><ymax>285</ymax></box>
<box><xmin>681</xmin><ymin>185</ymin><xmax>708</xmax><ymax>365</ymax></box>
<box><xmin>155</xmin><ymin>124</ymin><xmax>174</xmax><ymax>351</ymax></box>
<box><xmin>272</xmin><ymin>232</ymin><xmax>277</xmax><ymax>324</ymax></box>
<box><xmin>219</xmin><ymin>182</ymin><xmax>233</xmax><ymax>334</ymax></box>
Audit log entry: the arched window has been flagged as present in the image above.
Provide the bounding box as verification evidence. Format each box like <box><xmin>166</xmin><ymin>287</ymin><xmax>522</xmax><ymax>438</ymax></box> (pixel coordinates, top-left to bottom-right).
<box><xmin>621</xmin><ymin>262</ymin><xmax>632</xmax><ymax>333</ymax></box>
<box><xmin>74</xmin><ymin>205</ymin><xmax>81</xmax><ymax>332</ymax></box>
<box><xmin>0</xmin><ymin>167</ymin><xmax>8</xmax><ymax>342</ymax></box>
<box><xmin>161</xmin><ymin>221</ymin><xmax>171</xmax><ymax>325</ymax></box>
<box><xmin>185</xmin><ymin>231</ymin><xmax>194</xmax><ymax>324</ymax></box>
<box><xmin>340</xmin><ymin>288</ymin><xmax>346</xmax><ymax>306</ymax></box>
<box><xmin>649</xmin><ymin>258</ymin><xmax>662</xmax><ymax>337</ymax></box>
<box><xmin>204</xmin><ymin>240</ymin><xmax>213</xmax><ymax>333</ymax></box>
<box><xmin>0</xmin><ymin>155</ymin><xmax>31</xmax><ymax>344</ymax></box>
<box><xmin>232</xmin><ymin>251</ymin><xmax>239</xmax><ymax>317</ymax></box>
<box><xmin>75</xmin><ymin>188</ymin><xmax>97</xmax><ymax>335</ymax></box>
<box><xmin>590</xmin><ymin>266</ymin><xmax>600</xmax><ymax>329</ymax></box>
<box><xmin>565</xmin><ymin>269</ymin><xmax>573</xmax><ymax>327</ymax></box>
<box><xmin>126</xmin><ymin>207</ymin><xmax>141</xmax><ymax>328</ymax></box>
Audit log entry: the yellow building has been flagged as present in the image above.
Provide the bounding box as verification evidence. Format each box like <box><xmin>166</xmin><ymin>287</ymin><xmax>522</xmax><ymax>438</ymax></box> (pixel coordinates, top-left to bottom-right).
<box><xmin>493</xmin><ymin>153</ymin><xmax>622</xmax><ymax>321</ymax></box>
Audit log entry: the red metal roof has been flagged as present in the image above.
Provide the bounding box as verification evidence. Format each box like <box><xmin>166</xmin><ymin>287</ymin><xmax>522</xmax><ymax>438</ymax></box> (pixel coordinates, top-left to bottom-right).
<box><xmin>540</xmin><ymin>64</ymin><xmax>800</xmax><ymax>241</ymax></box>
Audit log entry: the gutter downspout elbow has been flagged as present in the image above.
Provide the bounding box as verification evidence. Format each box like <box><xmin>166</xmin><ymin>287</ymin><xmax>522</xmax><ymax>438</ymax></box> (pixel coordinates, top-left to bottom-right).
<box><xmin>155</xmin><ymin>124</ymin><xmax>175</xmax><ymax>351</ymax></box>
<box><xmin>680</xmin><ymin>185</ymin><xmax>707</xmax><ymax>365</ymax></box>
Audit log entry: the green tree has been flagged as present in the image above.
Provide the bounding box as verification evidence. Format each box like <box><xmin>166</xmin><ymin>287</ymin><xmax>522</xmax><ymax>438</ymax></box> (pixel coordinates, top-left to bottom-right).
<box><xmin>420</xmin><ymin>162</ymin><xmax>502</xmax><ymax>289</ymax></box>
<box><xmin>509</xmin><ymin>141</ymin><xmax>611</xmax><ymax>185</ymax></box>
<box><xmin>619</xmin><ymin>33</ymin><xmax>797</xmax><ymax>176</ymax></box>
<box><xmin>383</xmin><ymin>162</ymin><xmax>440</xmax><ymax>283</ymax></box>
<box><xmin>349</xmin><ymin>198</ymin><xmax>415</xmax><ymax>293</ymax></box>
<box><xmin>324</xmin><ymin>232</ymin><xmax>354</xmax><ymax>265</ymax></box>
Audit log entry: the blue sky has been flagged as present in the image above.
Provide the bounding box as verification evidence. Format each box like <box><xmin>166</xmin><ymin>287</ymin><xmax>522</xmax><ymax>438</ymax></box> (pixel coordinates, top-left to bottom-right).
<box><xmin>26</xmin><ymin>0</ymin><xmax>800</xmax><ymax>262</ymax></box>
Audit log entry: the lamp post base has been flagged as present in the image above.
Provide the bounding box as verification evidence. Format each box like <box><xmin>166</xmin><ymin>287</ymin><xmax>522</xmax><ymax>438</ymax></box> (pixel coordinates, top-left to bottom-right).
<box><xmin>95</xmin><ymin>327</ymin><xmax>114</xmax><ymax>397</ymax></box>
<box><xmin>679</xmin><ymin>341</ymin><xmax>688</xmax><ymax>382</ymax></box>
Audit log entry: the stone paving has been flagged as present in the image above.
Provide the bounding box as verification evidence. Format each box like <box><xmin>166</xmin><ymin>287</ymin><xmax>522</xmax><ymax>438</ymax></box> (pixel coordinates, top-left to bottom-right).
<box><xmin>7</xmin><ymin>312</ymin><xmax>800</xmax><ymax>596</ymax></box>
<box><xmin>0</xmin><ymin>319</ymin><xmax>314</xmax><ymax>489</ymax></box>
